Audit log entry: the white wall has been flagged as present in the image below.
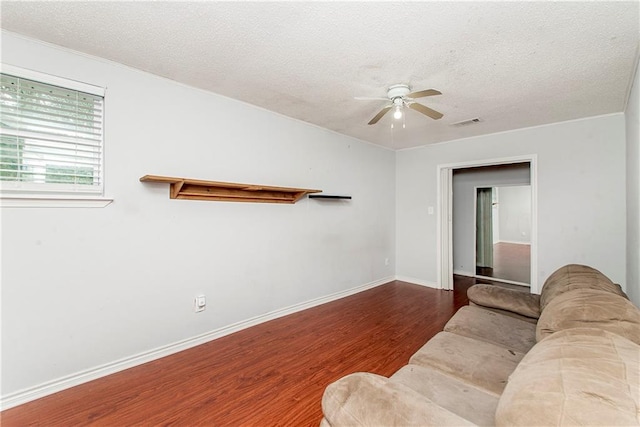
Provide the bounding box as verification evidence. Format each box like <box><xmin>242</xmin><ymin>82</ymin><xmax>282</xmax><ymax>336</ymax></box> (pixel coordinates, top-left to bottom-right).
<box><xmin>0</xmin><ymin>32</ymin><xmax>396</xmax><ymax>400</ymax></box>
<box><xmin>397</xmin><ymin>114</ymin><xmax>627</xmax><ymax>291</ymax></box>
<box><xmin>498</xmin><ymin>186</ymin><xmax>532</xmax><ymax>244</ymax></box>
<box><xmin>451</xmin><ymin>164</ymin><xmax>530</xmax><ymax>275</ymax></box>
<box><xmin>626</xmin><ymin>55</ymin><xmax>640</xmax><ymax>308</ymax></box>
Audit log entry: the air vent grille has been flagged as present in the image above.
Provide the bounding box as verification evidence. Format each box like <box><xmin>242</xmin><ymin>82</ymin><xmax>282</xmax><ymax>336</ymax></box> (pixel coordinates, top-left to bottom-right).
<box><xmin>451</xmin><ymin>117</ymin><xmax>482</xmax><ymax>127</ymax></box>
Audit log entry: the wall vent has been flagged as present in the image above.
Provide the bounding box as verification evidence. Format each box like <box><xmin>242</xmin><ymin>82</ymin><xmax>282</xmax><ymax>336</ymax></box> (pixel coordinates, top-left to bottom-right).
<box><xmin>450</xmin><ymin>117</ymin><xmax>482</xmax><ymax>127</ymax></box>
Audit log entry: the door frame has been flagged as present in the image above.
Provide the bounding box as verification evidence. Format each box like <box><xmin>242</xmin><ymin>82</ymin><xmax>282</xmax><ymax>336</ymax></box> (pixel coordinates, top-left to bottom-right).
<box><xmin>436</xmin><ymin>155</ymin><xmax>539</xmax><ymax>293</ymax></box>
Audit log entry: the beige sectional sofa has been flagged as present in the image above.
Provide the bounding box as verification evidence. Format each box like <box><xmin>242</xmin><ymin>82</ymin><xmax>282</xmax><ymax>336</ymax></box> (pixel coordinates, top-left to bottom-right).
<box><xmin>320</xmin><ymin>264</ymin><xmax>640</xmax><ymax>426</ymax></box>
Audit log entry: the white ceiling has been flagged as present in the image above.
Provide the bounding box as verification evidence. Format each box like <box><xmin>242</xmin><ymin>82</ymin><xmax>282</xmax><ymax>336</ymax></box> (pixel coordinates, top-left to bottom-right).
<box><xmin>1</xmin><ymin>1</ymin><xmax>639</xmax><ymax>150</ymax></box>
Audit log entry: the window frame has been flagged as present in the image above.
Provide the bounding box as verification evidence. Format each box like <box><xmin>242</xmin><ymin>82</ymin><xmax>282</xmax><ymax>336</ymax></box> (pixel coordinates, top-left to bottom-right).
<box><xmin>0</xmin><ymin>64</ymin><xmax>111</xmax><ymax>207</ymax></box>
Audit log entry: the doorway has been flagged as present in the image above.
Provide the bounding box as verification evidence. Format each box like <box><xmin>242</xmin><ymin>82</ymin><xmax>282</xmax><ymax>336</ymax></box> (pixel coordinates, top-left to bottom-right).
<box><xmin>437</xmin><ymin>155</ymin><xmax>538</xmax><ymax>293</ymax></box>
<box><xmin>475</xmin><ymin>185</ymin><xmax>531</xmax><ymax>285</ymax></box>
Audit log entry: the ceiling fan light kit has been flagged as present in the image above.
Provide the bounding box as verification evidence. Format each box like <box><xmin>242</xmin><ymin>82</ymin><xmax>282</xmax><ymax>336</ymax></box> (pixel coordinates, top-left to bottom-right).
<box><xmin>357</xmin><ymin>83</ymin><xmax>444</xmax><ymax>125</ymax></box>
<box><xmin>393</xmin><ymin>104</ymin><xmax>403</xmax><ymax>119</ymax></box>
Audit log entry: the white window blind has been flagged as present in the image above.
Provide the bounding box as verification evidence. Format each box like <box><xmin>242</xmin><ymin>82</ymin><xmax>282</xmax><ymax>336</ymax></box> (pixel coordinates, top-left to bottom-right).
<box><xmin>0</xmin><ymin>69</ymin><xmax>104</xmax><ymax>194</ymax></box>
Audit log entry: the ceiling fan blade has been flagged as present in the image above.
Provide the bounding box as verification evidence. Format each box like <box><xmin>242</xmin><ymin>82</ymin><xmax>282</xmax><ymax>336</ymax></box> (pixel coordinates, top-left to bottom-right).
<box><xmin>408</xmin><ymin>102</ymin><xmax>443</xmax><ymax>120</ymax></box>
<box><xmin>368</xmin><ymin>106</ymin><xmax>392</xmax><ymax>125</ymax></box>
<box><xmin>355</xmin><ymin>96</ymin><xmax>390</xmax><ymax>101</ymax></box>
<box><xmin>407</xmin><ymin>89</ymin><xmax>441</xmax><ymax>98</ymax></box>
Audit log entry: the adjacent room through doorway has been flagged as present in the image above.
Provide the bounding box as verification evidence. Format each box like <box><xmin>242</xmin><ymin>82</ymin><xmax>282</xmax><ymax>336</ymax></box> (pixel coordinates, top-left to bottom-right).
<box><xmin>475</xmin><ymin>185</ymin><xmax>531</xmax><ymax>285</ymax></box>
<box><xmin>451</xmin><ymin>162</ymin><xmax>532</xmax><ymax>288</ymax></box>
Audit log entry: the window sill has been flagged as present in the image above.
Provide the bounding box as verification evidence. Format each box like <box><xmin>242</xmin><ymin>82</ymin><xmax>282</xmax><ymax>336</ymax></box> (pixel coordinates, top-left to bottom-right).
<box><xmin>0</xmin><ymin>195</ymin><xmax>113</xmax><ymax>208</ymax></box>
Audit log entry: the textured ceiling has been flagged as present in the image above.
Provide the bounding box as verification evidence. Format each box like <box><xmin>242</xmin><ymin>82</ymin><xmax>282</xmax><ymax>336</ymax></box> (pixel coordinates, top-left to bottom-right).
<box><xmin>1</xmin><ymin>1</ymin><xmax>639</xmax><ymax>149</ymax></box>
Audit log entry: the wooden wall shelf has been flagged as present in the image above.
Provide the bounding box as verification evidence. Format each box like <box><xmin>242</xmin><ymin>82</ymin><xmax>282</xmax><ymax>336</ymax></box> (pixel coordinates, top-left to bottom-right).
<box><xmin>140</xmin><ymin>175</ymin><xmax>322</xmax><ymax>204</ymax></box>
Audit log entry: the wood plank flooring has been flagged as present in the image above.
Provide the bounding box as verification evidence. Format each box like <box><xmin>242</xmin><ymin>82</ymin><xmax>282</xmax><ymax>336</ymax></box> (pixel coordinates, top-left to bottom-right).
<box><xmin>476</xmin><ymin>242</ymin><xmax>531</xmax><ymax>284</ymax></box>
<box><xmin>1</xmin><ymin>279</ymin><xmax>473</xmax><ymax>427</ymax></box>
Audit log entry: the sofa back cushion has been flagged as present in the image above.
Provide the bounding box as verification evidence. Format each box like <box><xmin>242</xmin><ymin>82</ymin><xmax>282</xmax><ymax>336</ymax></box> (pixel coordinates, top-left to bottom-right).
<box><xmin>467</xmin><ymin>284</ymin><xmax>541</xmax><ymax>319</ymax></box>
<box><xmin>539</xmin><ymin>264</ymin><xmax>626</xmax><ymax>311</ymax></box>
<box><xmin>536</xmin><ymin>288</ymin><xmax>640</xmax><ymax>345</ymax></box>
<box><xmin>495</xmin><ymin>328</ymin><xmax>640</xmax><ymax>426</ymax></box>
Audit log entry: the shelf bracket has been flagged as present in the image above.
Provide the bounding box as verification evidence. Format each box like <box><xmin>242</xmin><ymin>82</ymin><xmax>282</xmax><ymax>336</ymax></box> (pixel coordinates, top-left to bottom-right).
<box><xmin>170</xmin><ymin>180</ymin><xmax>185</xmax><ymax>199</ymax></box>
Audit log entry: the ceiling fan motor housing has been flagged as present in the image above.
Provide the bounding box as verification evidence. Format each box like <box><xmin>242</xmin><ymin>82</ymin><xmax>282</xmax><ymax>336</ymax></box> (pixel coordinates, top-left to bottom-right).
<box><xmin>387</xmin><ymin>84</ymin><xmax>411</xmax><ymax>100</ymax></box>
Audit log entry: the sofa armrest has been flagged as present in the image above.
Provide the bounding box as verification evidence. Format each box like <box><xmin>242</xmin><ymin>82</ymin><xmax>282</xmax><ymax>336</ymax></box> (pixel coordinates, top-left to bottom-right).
<box><xmin>467</xmin><ymin>284</ymin><xmax>541</xmax><ymax>319</ymax></box>
<box><xmin>322</xmin><ymin>372</ymin><xmax>474</xmax><ymax>426</ymax></box>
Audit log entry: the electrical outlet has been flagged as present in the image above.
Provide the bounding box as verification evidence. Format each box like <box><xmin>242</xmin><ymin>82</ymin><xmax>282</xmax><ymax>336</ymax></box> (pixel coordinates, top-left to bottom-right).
<box><xmin>194</xmin><ymin>295</ymin><xmax>206</xmax><ymax>313</ymax></box>
<box><xmin>385</xmin><ymin>258</ymin><xmax>390</xmax><ymax>266</ymax></box>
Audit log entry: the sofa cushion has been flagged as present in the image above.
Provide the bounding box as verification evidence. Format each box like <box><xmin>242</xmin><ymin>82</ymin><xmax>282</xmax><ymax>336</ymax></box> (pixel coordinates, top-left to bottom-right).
<box><xmin>537</xmin><ymin>288</ymin><xmax>640</xmax><ymax>345</ymax></box>
<box><xmin>322</xmin><ymin>372</ymin><xmax>475</xmax><ymax>426</ymax></box>
<box><xmin>469</xmin><ymin>303</ymin><xmax>538</xmax><ymax>324</ymax></box>
<box><xmin>539</xmin><ymin>264</ymin><xmax>626</xmax><ymax>311</ymax></box>
<box><xmin>495</xmin><ymin>328</ymin><xmax>640</xmax><ymax>426</ymax></box>
<box><xmin>444</xmin><ymin>305</ymin><xmax>537</xmax><ymax>353</ymax></box>
<box><xmin>467</xmin><ymin>284</ymin><xmax>541</xmax><ymax>319</ymax></box>
<box><xmin>409</xmin><ymin>331</ymin><xmax>525</xmax><ymax>396</ymax></box>
<box><xmin>391</xmin><ymin>364</ymin><xmax>499</xmax><ymax>427</ymax></box>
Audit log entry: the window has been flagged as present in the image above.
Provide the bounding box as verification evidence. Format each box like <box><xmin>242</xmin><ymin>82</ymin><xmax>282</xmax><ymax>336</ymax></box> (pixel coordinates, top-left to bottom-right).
<box><xmin>0</xmin><ymin>65</ymin><xmax>105</xmax><ymax>200</ymax></box>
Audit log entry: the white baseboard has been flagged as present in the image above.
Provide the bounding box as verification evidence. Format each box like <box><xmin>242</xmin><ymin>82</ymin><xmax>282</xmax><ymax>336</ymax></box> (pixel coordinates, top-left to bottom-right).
<box><xmin>395</xmin><ymin>275</ymin><xmax>439</xmax><ymax>289</ymax></box>
<box><xmin>453</xmin><ymin>269</ymin><xmax>531</xmax><ymax>288</ymax></box>
<box><xmin>0</xmin><ymin>276</ymin><xmax>393</xmax><ymax>410</ymax></box>
<box><xmin>474</xmin><ymin>274</ymin><xmax>531</xmax><ymax>288</ymax></box>
<box><xmin>495</xmin><ymin>240</ymin><xmax>531</xmax><ymax>245</ymax></box>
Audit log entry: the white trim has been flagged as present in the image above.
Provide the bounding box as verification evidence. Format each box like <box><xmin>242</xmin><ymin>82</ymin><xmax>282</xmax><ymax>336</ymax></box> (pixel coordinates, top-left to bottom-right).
<box><xmin>495</xmin><ymin>240</ymin><xmax>531</xmax><ymax>245</ymax></box>
<box><xmin>454</xmin><ymin>271</ymin><xmax>532</xmax><ymax>290</ymax></box>
<box><xmin>439</xmin><ymin>155</ymin><xmax>536</xmax><ymax>171</ymax></box>
<box><xmin>0</xmin><ymin>195</ymin><xmax>113</xmax><ymax>208</ymax></box>
<box><xmin>1</xmin><ymin>183</ymin><xmax>104</xmax><ymax>196</ymax></box>
<box><xmin>475</xmin><ymin>274</ymin><xmax>531</xmax><ymax>289</ymax></box>
<box><xmin>479</xmin><ymin>183</ymin><xmax>532</xmax><ymax>189</ymax></box>
<box><xmin>437</xmin><ymin>155</ymin><xmax>539</xmax><ymax>294</ymax></box>
<box><xmin>436</xmin><ymin>167</ymin><xmax>453</xmax><ymax>290</ymax></box>
<box><xmin>1</xmin><ymin>63</ymin><xmax>105</xmax><ymax>96</ymax></box>
<box><xmin>0</xmin><ymin>276</ymin><xmax>393</xmax><ymax>410</ymax></box>
<box><xmin>530</xmin><ymin>158</ymin><xmax>539</xmax><ymax>291</ymax></box>
<box><xmin>395</xmin><ymin>275</ymin><xmax>439</xmax><ymax>289</ymax></box>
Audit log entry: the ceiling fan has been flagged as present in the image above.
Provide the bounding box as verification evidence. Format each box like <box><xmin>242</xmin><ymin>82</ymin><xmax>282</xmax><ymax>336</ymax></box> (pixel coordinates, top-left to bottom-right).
<box><xmin>356</xmin><ymin>84</ymin><xmax>443</xmax><ymax>125</ymax></box>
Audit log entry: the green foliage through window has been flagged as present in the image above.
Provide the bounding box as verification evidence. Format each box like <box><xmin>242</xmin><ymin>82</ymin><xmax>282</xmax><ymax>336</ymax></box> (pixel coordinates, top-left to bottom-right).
<box><xmin>0</xmin><ymin>71</ymin><xmax>103</xmax><ymax>191</ymax></box>
<box><xmin>0</xmin><ymin>135</ymin><xmax>24</xmax><ymax>179</ymax></box>
<box><xmin>45</xmin><ymin>165</ymin><xmax>94</xmax><ymax>185</ymax></box>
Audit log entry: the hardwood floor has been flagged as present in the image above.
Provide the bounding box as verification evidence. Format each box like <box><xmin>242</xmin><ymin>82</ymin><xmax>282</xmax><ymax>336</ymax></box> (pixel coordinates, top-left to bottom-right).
<box><xmin>476</xmin><ymin>242</ymin><xmax>531</xmax><ymax>284</ymax></box>
<box><xmin>1</xmin><ymin>279</ymin><xmax>473</xmax><ymax>427</ymax></box>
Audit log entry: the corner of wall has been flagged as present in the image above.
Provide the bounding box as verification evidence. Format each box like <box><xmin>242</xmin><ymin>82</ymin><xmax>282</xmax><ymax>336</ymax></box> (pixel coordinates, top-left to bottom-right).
<box><xmin>625</xmin><ymin>52</ymin><xmax>640</xmax><ymax>308</ymax></box>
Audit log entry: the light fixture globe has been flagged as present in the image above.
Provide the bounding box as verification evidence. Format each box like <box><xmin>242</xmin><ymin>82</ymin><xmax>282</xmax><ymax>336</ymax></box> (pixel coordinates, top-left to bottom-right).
<box><xmin>393</xmin><ymin>105</ymin><xmax>403</xmax><ymax>119</ymax></box>
<box><xmin>391</xmin><ymin>93</ymin><xmax>406</xmax><ymax>120</ymax></box>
